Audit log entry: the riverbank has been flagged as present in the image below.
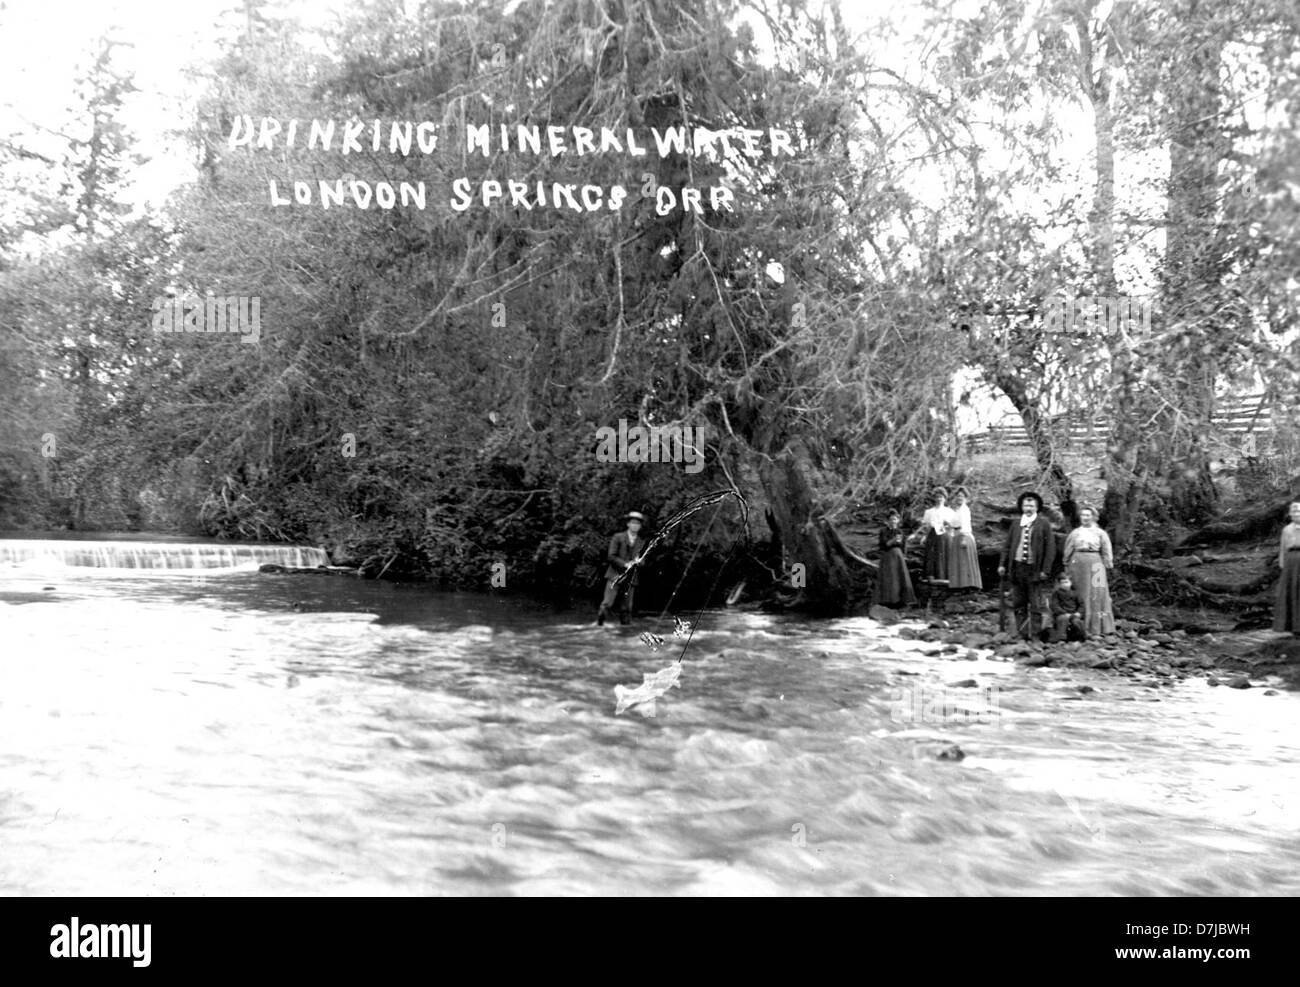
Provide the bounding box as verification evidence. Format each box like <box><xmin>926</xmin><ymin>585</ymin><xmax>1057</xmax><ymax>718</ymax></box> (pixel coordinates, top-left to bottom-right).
<box><xmin>866</xmin><ymin>597</ymin><xmax>1300</xmax><ymax>692</ymax></box>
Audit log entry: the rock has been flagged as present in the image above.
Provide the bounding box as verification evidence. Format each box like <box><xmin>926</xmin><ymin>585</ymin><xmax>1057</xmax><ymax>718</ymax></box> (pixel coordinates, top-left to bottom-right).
<box><xmin>936</xmin><ymin>744</ymin><xmax>965</xmax><ymax>761</ymax></box>
<box><xmin>1171</xmin><ymin>629</ymin><xmax>1187</xmax><ymax>639</ymax></box>
<box><xmin>1077</xmin><ymin>684</ymin><xmax>1096</xmax><ymax>694</ymax></box>
<box><xmin>1169</xmin><ymin>555</ymin><xmax>1203</xmax><ymax>568</ymax></box>
<box><xmin>1021</xmin><ymin>651</ymin><xmax>1052</xmax><ymax>667</ymax></box>
<box><xmin>897</xmin><ymin>627</ymin><xmax>921</xmax><ymax>640</ymax></box>
<box><xmin>962</xmin><ymin>633</ymin><xmax>995</xmax><ymax>649</ymax></box>
<box><xmin>1090</xmin><ymin>658</ymin><xmax>1114</xmax><ymax>669</ymax></box>
<box><xmin>1207</xmin><ymin>677</ymin><xmax>1221</xmax><ymax>687</ymax></box>
<box><xmin>927</xmin><ymin>619</ymin><xmax>951</xmax><ymax>630</ymax></box>
<box><xmin>869</xmin><ymin>604</ymin><xmax>901</xmax><ymax>625</ymax></box>
<box><xmin>951</xmin><ymin>679</ymin><xmax>979</xmax><ymax>688</ymax></box>
<box><xmin>918</xmin><ymin>629</ymin><xmax>943</xmax><ymax>642</ymax></box>
<box><xmin>1264</xmin><ymin>689</ymin><xmax>1280</xmax><ymax>695</ymax></box>
<box><xmin>1225</xmin><ymin>675</ymin><xmax>1252</xmax><ymax>689</ymax></box>
<box><xmin>1152</xmin><ymin>633</ymin><xmax>1173</xmax><ymax>644</ymax></box>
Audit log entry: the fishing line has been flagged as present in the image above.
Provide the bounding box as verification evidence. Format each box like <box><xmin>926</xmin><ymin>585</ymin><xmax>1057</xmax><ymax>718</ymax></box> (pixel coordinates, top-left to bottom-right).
<box><xmin>613</xmin><ymin>482</ymin><xmax>749</xmax><ymax>715</ymax></box>
<box><xmin>656</xmin><ymin>497</ymin><xmax>726</xmax><ymax>622</ymax></box>
<box><xmin>672</xmin><ymin>532</ymin><xmax>742</xmax><ymax>665</ymax></box>
<box><xmin>646</xmin><ymin>482</ymin><xmax>750</xmax><ymax>664</ymax></box>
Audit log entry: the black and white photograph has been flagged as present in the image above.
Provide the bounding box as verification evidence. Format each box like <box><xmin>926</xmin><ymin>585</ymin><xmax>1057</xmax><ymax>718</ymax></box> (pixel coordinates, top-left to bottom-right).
<box><xmin>0</xmin><ymin>0</ymin><xmax>1295</xmax><ymax>931</ymax></box>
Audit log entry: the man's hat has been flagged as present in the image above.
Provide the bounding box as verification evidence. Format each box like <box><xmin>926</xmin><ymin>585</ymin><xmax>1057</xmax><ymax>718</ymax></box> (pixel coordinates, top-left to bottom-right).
<box><xmin>626</xmin><ymin>511</ymin><xmax>646</xmax><ymax>522</ymax></box>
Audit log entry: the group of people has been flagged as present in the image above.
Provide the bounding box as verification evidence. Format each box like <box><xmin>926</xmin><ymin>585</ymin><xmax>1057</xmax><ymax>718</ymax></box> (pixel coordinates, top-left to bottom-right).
<box><xmin>595</xmin><ymin>496</ymin><xmax>1300</xmax><ymax>639</ymax></box>
<box><xmin>875</xmin><ymin>487</ymin><xmax>1117</xmax><ymax>642</ymax></box>
<box><xmin>875</xmin><ymin>486</ymin><xmax>982</xmax><ymax>607</ymax></box>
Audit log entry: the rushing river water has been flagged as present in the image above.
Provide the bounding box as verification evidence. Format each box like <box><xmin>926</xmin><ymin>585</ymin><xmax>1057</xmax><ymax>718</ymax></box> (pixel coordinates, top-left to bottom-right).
<box><xmin>2</xmin><ymin>548</ymin><xmax>1298</xmax><ymax>896</ymax></box>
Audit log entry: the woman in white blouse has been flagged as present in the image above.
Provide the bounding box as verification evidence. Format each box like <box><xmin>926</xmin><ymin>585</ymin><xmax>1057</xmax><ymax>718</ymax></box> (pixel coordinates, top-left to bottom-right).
<box><xmin>946</xmin><ymin>486</ymin><xmax>983</xmax><ymax>589</ymax></box>
<box><xmin>920</xmin><ymin>487</ymin><xmax>956</xmax><ymax>581</ymax></box>
<box><xmin>1273</xmin><ymin>500</ymin><xmax>1300</xmax><ymax>635</ymax></box>
<box><xmin>1061</xmin><ymin>506</ymin><xmax>1115</xmax><ymax>636</ymax></box>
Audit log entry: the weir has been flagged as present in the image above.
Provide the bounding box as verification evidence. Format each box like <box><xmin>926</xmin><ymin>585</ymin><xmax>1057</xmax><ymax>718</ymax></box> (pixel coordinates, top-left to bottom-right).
<box><xmin>0</xmin><ymin>539</ymin><xmax>328</xmax><ymax>570</ymax></box>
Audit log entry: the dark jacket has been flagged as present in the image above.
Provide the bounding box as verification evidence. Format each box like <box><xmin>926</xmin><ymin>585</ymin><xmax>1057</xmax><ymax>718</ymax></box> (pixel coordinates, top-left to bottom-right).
<box><xmin>1049</xmin><ymin>530</ymin><xmax>1067</xmax><ymax>579</ymax></box>
<box><xmin>878</xmin><ymin>526</ymin><xmax>905</xmax><ymax>553</ymax></box>
<box><xmin>604</xmin><ymin>532</ymin><xmax>646</xmax><ymax>581</ymax></box>
<box><xmin>1000</xmin><ymin>515</ymin><xmax>1057</xmax><ymax>579</ymax></box>
<box><xmin>1049</xmin><ymin>587</ymin><xmax>1081</xmax><ymax>617</ymax></box>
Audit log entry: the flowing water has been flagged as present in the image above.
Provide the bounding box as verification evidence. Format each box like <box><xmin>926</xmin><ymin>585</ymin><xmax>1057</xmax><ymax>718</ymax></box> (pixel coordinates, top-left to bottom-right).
<box><xmin>1</xmin><ymin>540</ymin><xmax>1297</xmax><ymax>896</ymax></box>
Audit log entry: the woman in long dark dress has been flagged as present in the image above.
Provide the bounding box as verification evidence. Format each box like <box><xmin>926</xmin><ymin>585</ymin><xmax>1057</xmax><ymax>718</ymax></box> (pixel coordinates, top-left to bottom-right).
<box><xmin>875</xmin><ymin>510</ymin><xmax>916</xmax><ymax>607</ymax></box>
<box><xmin>1274</xmin><ymin>500</ymin><xmax>1300</xmax><ymax>635</ymax></box>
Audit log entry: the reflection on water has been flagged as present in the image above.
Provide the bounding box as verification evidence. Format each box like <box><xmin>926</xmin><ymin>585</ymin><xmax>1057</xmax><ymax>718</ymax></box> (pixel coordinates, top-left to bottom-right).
<box><xmin>1</xmin><ymin>564</ymin><xmax>1297</xmax><ymax>896</ymax></box>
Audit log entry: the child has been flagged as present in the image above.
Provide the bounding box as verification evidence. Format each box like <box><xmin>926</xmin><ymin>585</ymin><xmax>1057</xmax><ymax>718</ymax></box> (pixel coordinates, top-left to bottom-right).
<box><xmin>1045</xmin><ymin>573</ymin><xmax>1085</xmax><ymax>643</ymax></box>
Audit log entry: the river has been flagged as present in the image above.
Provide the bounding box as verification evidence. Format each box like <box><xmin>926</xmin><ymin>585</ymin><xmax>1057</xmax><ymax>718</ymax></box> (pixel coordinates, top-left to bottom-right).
<box><xmin>2</xmin><ymin>546</ymin><xmax>1297</xmax><ymax>896</ymax></box>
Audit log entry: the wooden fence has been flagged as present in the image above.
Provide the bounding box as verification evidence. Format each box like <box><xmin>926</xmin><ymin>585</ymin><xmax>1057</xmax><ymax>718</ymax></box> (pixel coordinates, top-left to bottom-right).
<box><xmin>962</xmin><ymin>394</ymin><xmax>1274</xmax><ymax>456</ymax></box>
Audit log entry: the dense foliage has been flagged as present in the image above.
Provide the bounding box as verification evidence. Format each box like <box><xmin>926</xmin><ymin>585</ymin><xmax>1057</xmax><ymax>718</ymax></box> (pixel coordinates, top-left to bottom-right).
<box><xmin>1</xmin><ymin>0</ymin><xmax>1297</xmax><ymax>612</ymax></box>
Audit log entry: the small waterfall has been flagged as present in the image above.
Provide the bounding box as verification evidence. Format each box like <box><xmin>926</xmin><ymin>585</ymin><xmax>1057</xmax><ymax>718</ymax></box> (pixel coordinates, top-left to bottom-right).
<box><xmin>0</xmin><ymin>539</ymin><xmax>329</xmax><ymax>570</ymax></box>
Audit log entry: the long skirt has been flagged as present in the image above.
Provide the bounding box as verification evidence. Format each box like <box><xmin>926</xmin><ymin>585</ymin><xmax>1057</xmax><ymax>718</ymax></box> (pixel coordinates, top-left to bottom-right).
<box><xmin>876</xmin><ymin>547</ymin><xmax>916</xmax><ymax>607</ymax></box>
<box><xmin>1273</xmin><ymin>552</ymin><xmax>1300</xmax><ymax>632</ymax></box>
<box><xmin>1067</xmin><ymin>555</ymin><xmax>1115</xmax><ymax>636</ymax></box>
<box><xmin>946</xmin><ymin>533</ymin><xmax>983</xmax><ymax>589</ymax></box>
<box><xmin>923</xmin><ymin>530</ymin><xmax>952</xmax><ymax>581</ymax></box>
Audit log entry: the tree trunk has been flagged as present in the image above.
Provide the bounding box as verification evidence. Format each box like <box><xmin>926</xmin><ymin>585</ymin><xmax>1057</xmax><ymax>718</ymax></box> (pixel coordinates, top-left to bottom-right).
<box><xmin>757</xmin><ymin>443</ymin><xmax>859</xmax><ymax>615</ymax></box>
<box><xmin>1179</xmin><ymin>494</ymin><xmax>1297</xmax><ymax>547</ymax></box>
<box><xmin>993</xmin><ymin>369</ymin><xmax>1072</xmax><ymax>502</ymax></box>
<box><xmin>1158</xmin><ymin>10</ymin><xmax>1223</xmax><ymax>523</ymax></box>
<box><xmin>1075</xmin><ymin>5</ymin><xmax>1135</xmax><ymax>548</ymax></box>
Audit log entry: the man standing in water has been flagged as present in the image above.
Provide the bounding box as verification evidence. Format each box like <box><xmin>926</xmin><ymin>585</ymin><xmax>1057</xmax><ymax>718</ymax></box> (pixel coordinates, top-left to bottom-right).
<box><xmin>998</xmin><ymin>491</ymin><xmax>1057</xmax><ymax>640</ymax></box>
<box><xmin>597</xmin><ymin>511</ymin><xmax>646</xmax><ymax>626</ymax></box>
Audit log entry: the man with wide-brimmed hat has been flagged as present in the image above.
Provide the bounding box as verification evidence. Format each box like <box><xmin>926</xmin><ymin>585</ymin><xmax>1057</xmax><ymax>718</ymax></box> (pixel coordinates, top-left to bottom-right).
<box><xmin>997</xmin><ymin>491</ymin><xmax>1057</xmax><ymax>640</ymax></box>
<box><xmin>597</xmin><ymin>510</ymin><xmax>647</xmax><ymax>625</ymax></box>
